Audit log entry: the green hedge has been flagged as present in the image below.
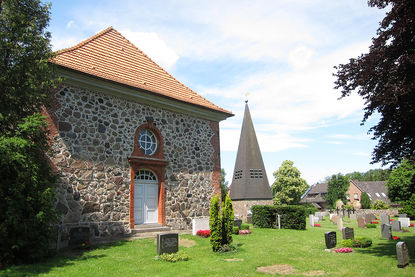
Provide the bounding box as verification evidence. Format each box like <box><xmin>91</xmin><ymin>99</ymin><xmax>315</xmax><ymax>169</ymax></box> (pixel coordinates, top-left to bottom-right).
<box><xmin>251</xmin><ymin>205</ymin><xmax>306</xmax><ymax>230</ymax></box>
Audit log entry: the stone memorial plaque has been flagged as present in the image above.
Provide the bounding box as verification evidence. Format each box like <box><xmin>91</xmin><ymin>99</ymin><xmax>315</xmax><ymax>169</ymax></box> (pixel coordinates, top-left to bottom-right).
<box><xmin>69</xmin><ymin>227</ymin><xmax>90</xmax><ymax>247</ymax></box>
<box><xmin>392</xmin><ymin>220</ymin><xmax>401</xmax><ymax>232</ymax></box>
<box><xmin>342</xmin><ymin>227</ymin><xmax>354</xmax><ymax>240</ymax></box>
<box><xmin>325</xmin><ymin>231</ymin><xmax>337</xmax><ymax>249</ymax></box>
<box><xmin>192</xmin><ymin>217</ymin><xmax>209</xmax><ymax>235</ymax></box>
<box><xmin>398</xmin><ymin>217</ymin><xmax>410</xmax><ymax>228</ymax></box>
<box><xmin>234</xmin><ymin>219</ymin><xmax>242</xmax><ymax>227</ymax></box>
<box><xmin>157</xmin><ymin>233</ymin><xmax>179</xmax><ymax>255</ymax></box>
<box><xmin>381</xmin><ymin>224</ymin><xmax>392</xmax><ymax>240</ymax></box>
<box><xmin>357</xmin><ymin>217</ymin><xmax>366</xmax><ymax>228</ymax></box>
<box><xmin>396</xmin><ymin>241</ymin><xmax>409</xmax><ymax>268</ymax></box>
<box><xmin>380</xmin><ymin>214</ymin><xmax>390</xmax><ymax>225</ymax></box>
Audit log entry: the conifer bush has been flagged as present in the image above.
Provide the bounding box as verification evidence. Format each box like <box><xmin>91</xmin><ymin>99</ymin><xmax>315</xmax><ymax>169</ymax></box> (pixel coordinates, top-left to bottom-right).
<box><xmin>221</xmin><ymin>195</ymin><xmax>234</xmax><ymax>246</ymax></box>
<box><xmin>209</xmin><ymin>195</ymin><xmax>222</xmax><ymax>251</ymax></box>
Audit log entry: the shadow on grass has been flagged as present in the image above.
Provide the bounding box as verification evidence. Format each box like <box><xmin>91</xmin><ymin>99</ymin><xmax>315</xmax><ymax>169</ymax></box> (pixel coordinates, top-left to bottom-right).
<box><xmin>357</xmin><ymin>234</ymin><xmax>415</xmax><ymax>264</ymax></box>
<box><xmin>1</xmin><ymin>240</ymin><xmax>130</xmax><ymax>276</ymax></box>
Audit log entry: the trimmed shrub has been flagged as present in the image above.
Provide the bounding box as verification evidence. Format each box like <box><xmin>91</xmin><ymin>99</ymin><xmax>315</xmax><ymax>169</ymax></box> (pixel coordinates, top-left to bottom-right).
<box><xmin>274</xmin><ymin>205</ymin><xmax>307</xmax><ymax>230</ymax></box>
<box><xmin>240</xmin><ymin>223</ymin><xmax>250</xmax><ymax>230</ymax></box>
<box><xmin>251</xmin><ymin>205</ymin><xmax>276</xmax><ymax>228</ymax></box>
<box><xmin>232</xmin><ymin>226</ymin><xmax>240</xmax><ymax>235</ymax></box>
<box><xmin>221</xmin><ymin>195</ymin><xmax>234</xmax><ymax>246</ymax></box>
<box><xmin>157</xmin><ymin>252</ymin><xmax>190</xmax><ymax>262</ymax></box>
<box><xmin>209</xmin><ymin>195</ymin><xmax>222</xmax><ymax>251</ymax></box>
<box><xmin>366</xmin><ymin>223</ymin><xmax>377</xmax><ymax>228</ymax></box>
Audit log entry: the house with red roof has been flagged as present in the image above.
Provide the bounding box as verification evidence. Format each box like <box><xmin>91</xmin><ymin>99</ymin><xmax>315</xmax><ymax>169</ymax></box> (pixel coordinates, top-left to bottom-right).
<box><xmin>45</xmin><ymin>27</ymin><xmax>233</xmax><ymax>242</ymax></box>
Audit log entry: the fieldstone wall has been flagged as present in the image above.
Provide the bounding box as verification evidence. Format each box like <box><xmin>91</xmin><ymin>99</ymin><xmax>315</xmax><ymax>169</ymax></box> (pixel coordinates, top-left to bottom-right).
<box><xmin>233</xmin><ymin>199</ymin><xmax>273</xmax><ymax>221</ymax></box>
<box><xmin>355</xmin><ymin>209</ymin><xmax>399</xmax><ymax>217</ymax></box>
<box><xmin>46</xmin><ymin>84</ymin><xmax>219</xmax><ymax>238</ymax></box>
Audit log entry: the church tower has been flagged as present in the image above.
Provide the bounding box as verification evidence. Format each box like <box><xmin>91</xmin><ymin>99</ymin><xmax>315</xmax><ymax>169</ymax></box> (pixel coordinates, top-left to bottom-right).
<box><xmin>230</xmin><ymin>101</ymin><xmax>273</xmax><ymax>220</ymax></box>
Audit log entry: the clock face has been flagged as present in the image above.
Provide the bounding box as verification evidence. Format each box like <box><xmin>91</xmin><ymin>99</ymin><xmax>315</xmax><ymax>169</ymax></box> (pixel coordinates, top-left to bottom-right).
<box><xmin>138</xmin><ymin>129</ymin><xmax>157</xmax><ymax>155</ymax></box>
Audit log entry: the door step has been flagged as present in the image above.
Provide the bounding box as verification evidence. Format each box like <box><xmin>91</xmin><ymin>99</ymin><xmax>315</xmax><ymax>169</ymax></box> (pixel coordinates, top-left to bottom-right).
<box><xmin>131</xmin><ymin>224</ymin><xmax>171</xmax><ymax>234</ymax></box>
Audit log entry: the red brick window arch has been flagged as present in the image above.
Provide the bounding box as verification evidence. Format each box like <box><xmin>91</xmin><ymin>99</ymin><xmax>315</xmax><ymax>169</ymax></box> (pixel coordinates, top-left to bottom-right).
<box><xmin>131</xmin><ymin>120</ymin><xmax>165</xmax><ymax>160</ymax></box>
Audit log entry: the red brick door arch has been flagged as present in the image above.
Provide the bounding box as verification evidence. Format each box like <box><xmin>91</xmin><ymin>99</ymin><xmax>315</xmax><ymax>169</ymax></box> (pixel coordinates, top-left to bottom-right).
<box><xmin>128</xmin><ymin>120</ymin><xmax>168</xmax><ymax>228</ymax></box>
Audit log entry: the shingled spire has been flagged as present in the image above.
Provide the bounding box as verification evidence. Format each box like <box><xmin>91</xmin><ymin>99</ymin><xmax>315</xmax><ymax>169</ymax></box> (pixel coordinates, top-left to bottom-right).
<box><xmin>230</xmin><ymin>102</ymin><xmax>272</xmax><ymax>200</ymax></box>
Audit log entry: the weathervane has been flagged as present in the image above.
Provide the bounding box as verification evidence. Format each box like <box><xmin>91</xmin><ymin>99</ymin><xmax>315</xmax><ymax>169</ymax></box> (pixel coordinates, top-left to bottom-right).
<box><xmin>245</xmin><ymin>92</ymin><xmax>250</xmax><ymax>103</ymax></box>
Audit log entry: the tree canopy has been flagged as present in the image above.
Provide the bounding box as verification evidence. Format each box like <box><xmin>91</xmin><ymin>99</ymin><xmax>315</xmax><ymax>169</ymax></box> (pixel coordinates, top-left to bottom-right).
<box><xmin>271</xmin><ymin>160</ymin><xmax>308</xmax><ymax>205</ymax></box>
<box><xmin>0</xmin><ymin>0</ymin><xmax>59</xmax><ymax>264</ymax></box>
<box><xmin>386</xmin><ymin>159</ymin><xmax>415</xmax><ymax>203</ymax></box>
<box><xmin>334</xmin><ymin>0</ymin><xmax>415</xmax><ymax>166</ymax></box>
<box><xmin>324</xmin><ymin>174</ymin><xmax>349</xmax><ymax>208</ymax></box>
<box><xmin>345</xmin><ymin>169</ymin><xmax>391</xmax><ymax>182</ymax></box>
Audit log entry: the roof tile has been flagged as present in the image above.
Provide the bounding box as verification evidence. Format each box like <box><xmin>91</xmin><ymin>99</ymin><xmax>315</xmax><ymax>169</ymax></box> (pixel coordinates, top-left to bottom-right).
<box><xmin>52</xmin><ymin>27</ymin><xmax>232</xmax><ymax>115</ymax></box>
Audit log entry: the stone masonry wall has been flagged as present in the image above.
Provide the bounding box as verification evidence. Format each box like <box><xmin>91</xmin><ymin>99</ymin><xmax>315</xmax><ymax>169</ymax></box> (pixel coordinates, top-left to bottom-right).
<box><xmin>47</xmin><ymin>85</ymin><xmax>218</xmax><ymax>238</ymax></box>
<box><xmin>233</xmin><ymin>200</ymin><xmax>273</xmax><ymax>221</ymax></box>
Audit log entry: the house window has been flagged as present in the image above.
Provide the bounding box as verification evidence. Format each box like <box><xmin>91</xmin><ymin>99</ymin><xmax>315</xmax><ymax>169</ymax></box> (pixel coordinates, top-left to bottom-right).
<box><xmin>234</xmin><ymin>170</ymin><xmax>243</xmax><ymax>180</ymax></box>
<box><xmin>249</xmin><ymin>169</ymin><xmax>263</xmax><ymax>178</ymax></box>
<box><xmin>135</xmin><ymin>169</ymin><xmax>157</xmax><ymax>181</ymax></box>
<box><xmin>138</xmin><ymin>129</ymin><xmax>157</xmax><ymax>155</ymax></box>
<box><xmin>375</xmin><ymin>193</ymin><xmax>380</xmax><ymax>197</ymax></box>
<box><xmin>346</xmin><ymin>194</ymin><xmax>350</xmax><ymax>200</ymax></box>
<box><xmin>354</xmin><ymin>193</ymin><xmax>359</xmax><ymax>200</ymax></box>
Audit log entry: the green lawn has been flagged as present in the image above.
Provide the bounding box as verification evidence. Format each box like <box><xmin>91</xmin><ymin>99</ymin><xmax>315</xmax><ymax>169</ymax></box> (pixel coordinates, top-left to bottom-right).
<box><xmin>2</xmin><ymin>218</ymin><xmax>415</xmax><ymax>276</ymax></box>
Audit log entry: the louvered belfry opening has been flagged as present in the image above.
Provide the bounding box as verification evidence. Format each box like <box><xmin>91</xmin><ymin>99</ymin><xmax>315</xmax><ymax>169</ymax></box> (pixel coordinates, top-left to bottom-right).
<box><xmin>230</xmin><ymin>102</ymin><xmax>272</xmax><ymax>201</ymax></box>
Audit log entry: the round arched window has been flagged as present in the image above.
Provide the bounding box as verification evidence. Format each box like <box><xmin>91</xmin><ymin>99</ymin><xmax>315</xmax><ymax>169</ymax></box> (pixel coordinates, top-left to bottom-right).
<box><xmin>138</xmin><ymin>129</ymin><xmax>157</xmax><ymax>155</ymax></box>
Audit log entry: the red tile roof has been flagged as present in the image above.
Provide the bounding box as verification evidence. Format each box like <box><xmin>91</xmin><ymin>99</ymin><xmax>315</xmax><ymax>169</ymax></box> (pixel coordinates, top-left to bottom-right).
<box><xmin>52</xmin><ymin>27</ymin><xmax>232</xmax><ymax>115</ymax></box>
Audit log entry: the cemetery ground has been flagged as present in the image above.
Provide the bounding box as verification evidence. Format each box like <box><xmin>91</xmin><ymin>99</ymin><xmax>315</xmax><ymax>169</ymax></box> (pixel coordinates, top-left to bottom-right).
<box><xmin>2</xmin><ymin>218</ymin><xmax>415</xmax><ymax>276</ymax></box>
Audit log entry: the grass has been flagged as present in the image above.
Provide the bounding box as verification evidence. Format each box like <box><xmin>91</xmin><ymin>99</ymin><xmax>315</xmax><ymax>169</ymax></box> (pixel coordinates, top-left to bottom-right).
<box><xmin>2</xmin><ymin>218</ymin><xmax>415</xmax><ymax>276</ymax></box>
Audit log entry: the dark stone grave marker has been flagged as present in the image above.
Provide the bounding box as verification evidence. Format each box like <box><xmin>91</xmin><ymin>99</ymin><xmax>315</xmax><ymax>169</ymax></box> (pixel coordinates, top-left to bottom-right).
<box><xmin>69</xmin><ymin>226</ymin><xmax>90</xmax><ymax>247</ymax></box>
<box><xmin>342</xmin><ymin>227</ymin><xmax>354</xmax><ymax>240</ymax></box>
<box><xmin>381</xmin><ymin>224</ymin><xmax>392</xmax><ymax>240</ymax></box>
<box><xmin>325</xmin><ymin>231</ymin><xmax>337</xmax><ymax>249</ymax></box>
<box><xmin>234</xmin><ymin>219</ymin><xmax>242</xmax><ymax>227</ymax></box>
<box><xmin>396</xmin><ymin>241</ymin><xmax>409</xmax><ymax>268</ymax></box>
<box><xmin>157</xmin><ymin>233</ymin><xmax>179</xmax><ymax>255</ymax></box>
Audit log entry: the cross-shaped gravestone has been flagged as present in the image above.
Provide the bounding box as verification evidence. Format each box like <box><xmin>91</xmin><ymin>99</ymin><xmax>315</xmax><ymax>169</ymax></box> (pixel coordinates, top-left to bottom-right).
<box><xmin>325</xmin><ymin>231</ymin><xmax>337</xmax><ymax>249</ymax></box>
<box><xmin>396</xmin><ymin>241</ymin><xmax>409</xmax><ymax>268</ymax></box>
<box><xmin>342</xmin><ymin>227</ymin><xmax>354</xmax><ymax>240</ymax></box>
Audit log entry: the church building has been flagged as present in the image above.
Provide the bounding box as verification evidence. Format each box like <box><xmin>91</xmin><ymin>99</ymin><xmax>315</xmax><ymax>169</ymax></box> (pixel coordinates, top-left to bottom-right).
<box><xmin>44</xmin><ymin>27</ymin><xmax>233</xmax><ymax>240</ymax></box>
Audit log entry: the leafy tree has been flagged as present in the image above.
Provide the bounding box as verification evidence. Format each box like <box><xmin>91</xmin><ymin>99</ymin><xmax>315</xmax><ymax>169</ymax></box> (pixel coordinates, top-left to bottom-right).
<box><xmin>271</xmin><ymin>160</ymin><xmax>308</xmax><ymax>205</ymax></box>
<box><xmin>334</xmin><ymin>0</ymin><xmax>415</xmax><ymax>166</ymax></box>
<box><xmin>0</xmin><ymin>0</ymin><xmax>59</xmax><ymax>264</ymax></box>
<box><xmin>386</xmin><ymin>159</ymin><xmax>415</xmax><ymax>203</ymax></box>
<box><xmin>209</xmin><ymin>195</ymin><xmax>221</xmax><ymax>252</ymax></box>
<box><xmin>324</xmin><ymin>174</ymin><xmax>349</xmax><ymax>208</ymax></box>
<box><xmin>372</xmin><ymin>199</ymin><xmax>389</xmax><ymax>210</ymax></box>
<box><xmin>361</xmin><ymin>192</ymin><xmax>371</xmax><ymax>209</ymax></box>
<box><xmin>399</xmin><ymin>194</ymin><xmax>415</xmax><ymax>220</ymax></box>
<box><xmin>345</xmin><ymin>169</ymin><xmax>391</xmax><ymax>182</ymax></box>
<box><xmin>220</xmin><ymin>168</ymin><xmax>229</xmax><ymax>202</ymax></box>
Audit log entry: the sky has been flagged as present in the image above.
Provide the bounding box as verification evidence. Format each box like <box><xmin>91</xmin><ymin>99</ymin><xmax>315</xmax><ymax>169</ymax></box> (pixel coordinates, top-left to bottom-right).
<box><xmin>46</xmin><ymin>0</ymin><xmax>389</xmax><ymax>186</ymax></box>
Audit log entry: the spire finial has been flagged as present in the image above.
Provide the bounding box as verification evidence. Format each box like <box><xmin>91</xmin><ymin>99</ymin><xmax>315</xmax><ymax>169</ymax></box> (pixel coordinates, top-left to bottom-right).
<box><xmin>245</xmin><ymin>92</ymin><xmax>250</xmax><ymax>103</ymax></box>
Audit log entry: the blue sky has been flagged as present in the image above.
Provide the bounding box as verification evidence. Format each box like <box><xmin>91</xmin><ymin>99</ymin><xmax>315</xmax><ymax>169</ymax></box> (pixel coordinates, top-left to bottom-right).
<box><xmin>46</xmin><ymin>0</ymin><xmax>389</xmax><ymax>186</ymax></box>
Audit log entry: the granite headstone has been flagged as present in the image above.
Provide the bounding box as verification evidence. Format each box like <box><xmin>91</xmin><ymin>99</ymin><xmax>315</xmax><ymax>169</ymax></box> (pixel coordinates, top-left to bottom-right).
<box><xmin>396</xmin><ymin>241</ymin><xmax>409</xmax><ymax>268</ymax></box>
<box><xmin>325</xmin><ymin>231</ymin><xmax>337</xmax><ymax>249</ymax></box>
<box><xmin>380</xmin><ymin>214</ymin><xmax>390</xmax><ymax>225</ymax></box>
<box><xmin>342</xmin><ymin>227</ymin><xmax>354</xmax><ymax>240</ymax></box>
<box><xmin>381</xmin><ymin>224</ymin><xmax>392</xmax><ymax>239</ymax></box>
<box><xmin>398</xmin><ymin>217</ymin><xmax>410</xmax><ymax>228</ymax></box>
<box><xmin>157</xmin><ymin>233</ymin><xmax>179</xmax><ymax>255</ymax></box>
<box><xmin>392</xmin><ymin>220</ymin><xmax>401</xmax><ymax>232</ymax></box>
<box><xmin>357</xmin><ymin>217</ymin><xmax>366</xmax><ymax>228</ymax></box>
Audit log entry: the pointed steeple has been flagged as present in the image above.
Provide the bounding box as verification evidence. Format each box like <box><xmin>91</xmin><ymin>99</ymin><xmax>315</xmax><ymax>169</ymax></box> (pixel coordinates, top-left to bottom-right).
<box><xmin>230</xmin><ymin>102</ymin><xmax>272</xmax><ymax>200</ymax></box>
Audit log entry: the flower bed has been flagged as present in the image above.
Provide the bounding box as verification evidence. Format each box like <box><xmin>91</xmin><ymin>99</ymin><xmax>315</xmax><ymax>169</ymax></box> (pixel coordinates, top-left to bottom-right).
<box><xmin>239</xmin><ymin>229</ymin><xmax>251</xmax><ymax>235</ymax></box>
<box><xmin>334</xmin><ymin>247</ymin><xmax>353</xmax><ymax>253</ymax></box>
<box><xmin>196</xmin><ymin>230</ymin><xmax>210</xmax><ymax>238</ymax></box>
<box><xmin>314</xmin><ymin>224</ymin><xmax>321</xmax><ymax>227</ymax></box>
<box><xmin>371</xmin><ymin>221</ymin><xmax>379</xmax><ymax>224</ymax></box>
<box><xmin>392</xmin><ymin>236</ymin><xmax>400</xmax><ymax>240</ymax></box>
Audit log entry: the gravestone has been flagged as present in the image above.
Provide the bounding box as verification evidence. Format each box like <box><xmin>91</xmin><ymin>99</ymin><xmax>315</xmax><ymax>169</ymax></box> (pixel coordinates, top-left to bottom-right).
<box><xmin>309</xmin><ymin>214</ymin><xmax>315</xmax><ymax>227</ymax></box>
<box><xmin>325</xmin><ymin>231</ymin><xmax>337</xmax><ymax>249</ymax></box>
<box><xmin>277</xmin><ymin>214</ymin><xmax>281</xmax><ymax>229</ymax></box>
<box><xmin>192</xmin><ymin>217</ymin><xmax>209</xmax><ymax>235</ymax></box>
<box><xmin>398</xmin><ymin>217</ymin><xmax>410</xmax><ymax>228</ymax></box>
<box><xmin>396</xmin><ymin>242</ymin><xmax>409</xmax><ymax>268</ymax></box>
<box><xmin>398</xmin><ymin>214</ymin><xmax>407</xmax><ymax>218</ymax></box>
<box><xmin>350</xmin><ymin>214</ymin><xmax>357</xmax><ymax>220</ymax></box>
<box><xmin>337</xmin><ymin>216</ymin><xmax>343</xmax><ymax>231</ymax></box>
<box><xmin>329</xmin><ymin>213</ymin><xmax>334</xmax><ymax>221</ymax></box>
<box><xmin>357</xmin><ymin>217</ymin><xmax>366</xmax><ymax>228</ymax></box>
<box><xmin>392</xmin><ymin>220</ymin><xmax>401</xmax><ymax>232</ymax></box>
<box><xmin>380</xmin><ymin>214</ymin><xmax>390</xmax><ymax>225</ymax></box>
<box><xmin>365</xmin><ymin>213</ymin><xmax>376</xmax><ymax>223</ymax></box>
<box><xmin>68</xmin><ymin>226</ymin><xmax>90</xmax><ymax>247</ymax></box>
<box><xmin>157</xmin><ymin>233</ymin><xmax>179</xmax><ymax>255</ymax></box>
<box><xmin>342</xmin><ymin>227</ymin><xmax>354</xmax><ymax>240</ymax></box>
<box><xmin>381</xmin><ymin>224</ymin><xmax>392</xmax><ymax>239</ymax></box>
<box><xmin>234</xmin><ymin>219</ymin><xmax>242</xmax><ymax>227</ymax></box>
<box><xmin>331</xmin><ymin>214</ymin><xmax>338</xmax><ymax>225</ymax></box>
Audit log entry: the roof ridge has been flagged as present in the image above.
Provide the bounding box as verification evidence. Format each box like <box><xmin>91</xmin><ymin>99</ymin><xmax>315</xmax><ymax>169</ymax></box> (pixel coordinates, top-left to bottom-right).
<box><xmin>55</xmin><ymin>26</ymin><xmax>115</xmax><ymax>55</ymax></box>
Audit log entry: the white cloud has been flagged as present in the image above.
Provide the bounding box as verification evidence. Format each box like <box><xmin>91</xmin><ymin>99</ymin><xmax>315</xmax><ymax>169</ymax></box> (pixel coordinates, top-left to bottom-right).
<box><xmin>66</xmin><ymin>20</ymin><xmax>74</xmax><ymax>29</ymax></box>
<box><xmin>121</xmin><ymin>30</ymin><xmax>179</xmax><ymax>71</ymax></box>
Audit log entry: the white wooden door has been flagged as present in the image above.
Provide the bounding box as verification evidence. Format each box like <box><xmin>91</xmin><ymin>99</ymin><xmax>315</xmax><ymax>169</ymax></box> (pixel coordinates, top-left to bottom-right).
<box><xmin>134</xmin><ymin>170</ymin><xmax>158</xmax><ymax>224</ymax></box>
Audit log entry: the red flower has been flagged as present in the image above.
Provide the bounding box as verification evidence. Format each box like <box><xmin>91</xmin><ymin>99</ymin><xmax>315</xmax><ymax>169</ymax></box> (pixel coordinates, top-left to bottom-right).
<box><xmin>410</xmin><ymin>223</ymin><xmax>414</xmax><ymax>227</ymax></box>
<box><xmin>239</xmin><ymin>229</ymin><xmax>251</xmax><ymax>235</ymax></box>
<box><xmin>392</xmin><ymin>236</ymin><xmax>400</xmax><ymax>240</ymax></box>
<box><xmin>196</xmin><ymin>230</ymin><xmax>210</xmax><ymax>238</ymax></box>
<box><xmin>371</xmin><ymin>221</ymin><xmax>379</xmax><ymax>224</ymax></box>
<box><xmin>314</xmin><ymin>224</ymin><xmax>321</xmax><ymax>227</ymax></box>
<box><xmin>390</xmin><ymin>219</ymin><xmax>395</xmax><ymax>221</ymax></box>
